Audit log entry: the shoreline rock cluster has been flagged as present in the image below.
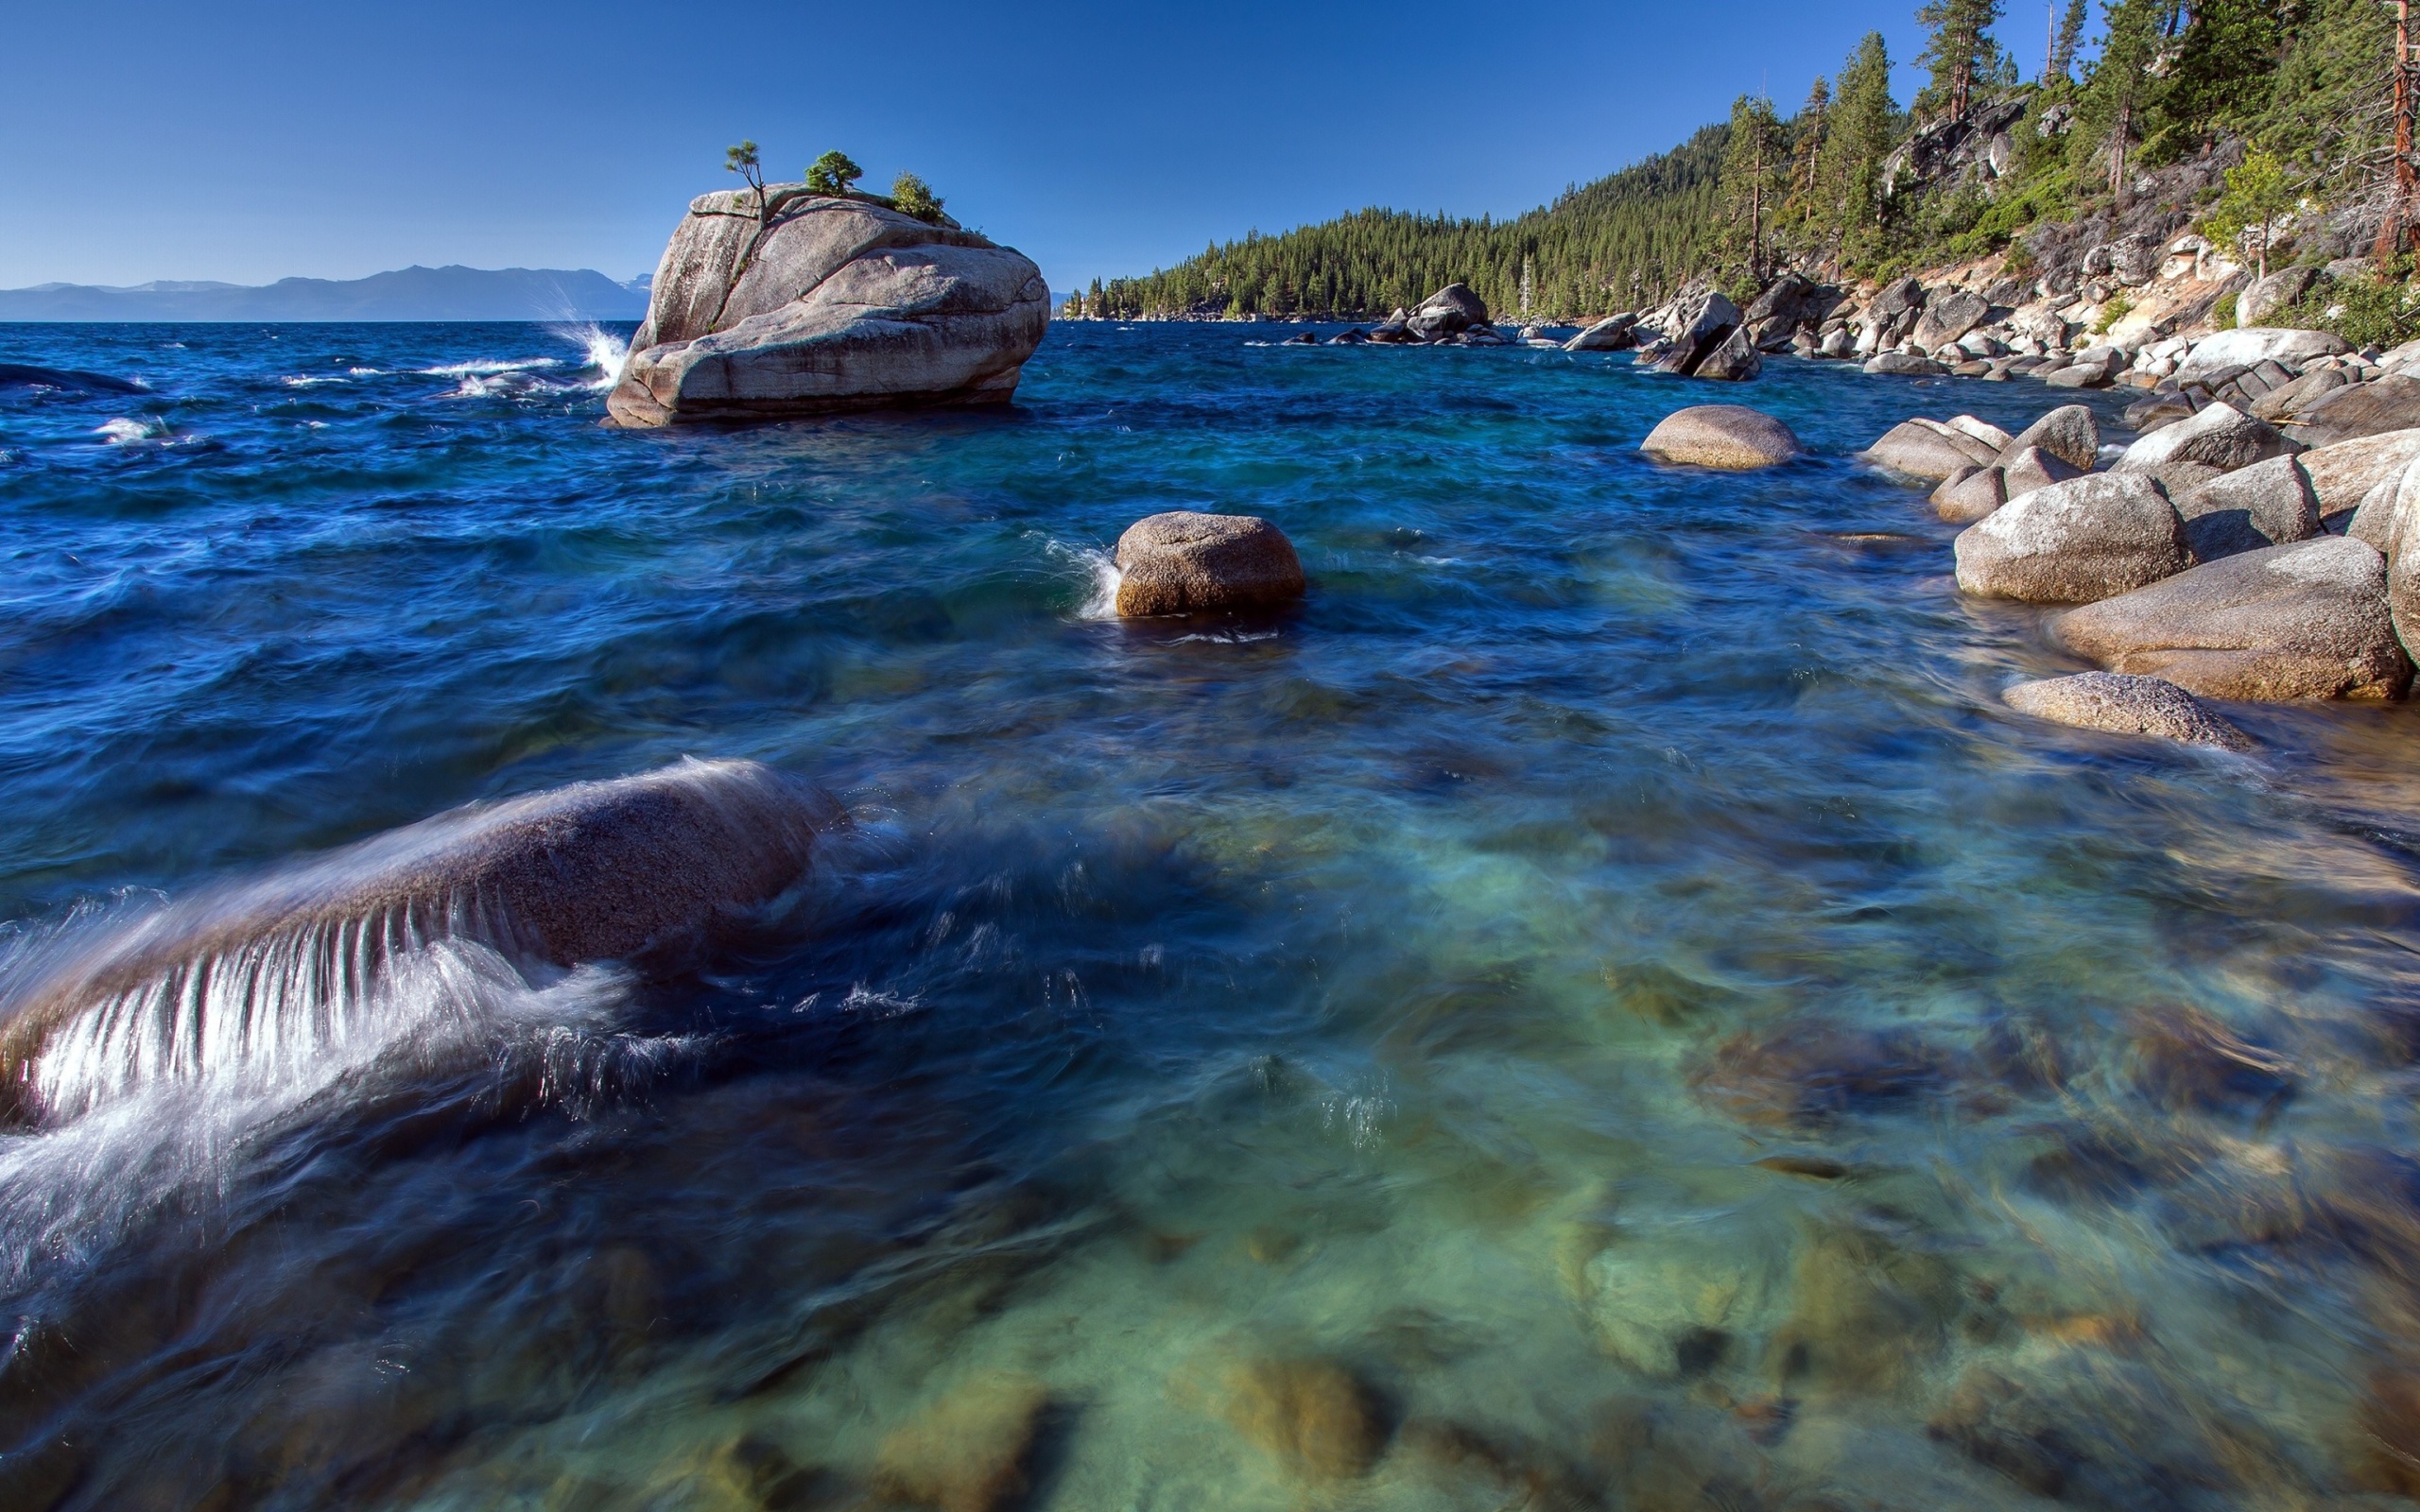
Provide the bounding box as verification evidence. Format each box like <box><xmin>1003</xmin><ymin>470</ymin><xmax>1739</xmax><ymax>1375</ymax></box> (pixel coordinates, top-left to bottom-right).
<box><xmin>1862</xmin><ymin>393</ymin><xmax>2420</xmax><ymax>739</ymax></box>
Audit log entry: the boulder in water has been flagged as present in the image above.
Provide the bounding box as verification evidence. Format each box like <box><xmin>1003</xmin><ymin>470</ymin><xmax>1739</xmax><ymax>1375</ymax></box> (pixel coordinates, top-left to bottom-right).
<box><xmin>2002</xmin><ymin>672</ymin><xmax>2252</xmax><ymax>749</ymax></box>
<box><xmin>1328</xmin><ymin>328</ymin><xmax>1371</xmax><ymax>346</ymax></box>
<box><xmin>1408</xmin><ymin>283</ymin><xmax>1489</xmax><ymax>340</ymax></box>
<box><xmin>1280</xmin><ymin>330</ymin><xmax>1321</xmax><ymax>346</ymax></box>
<box><xmin>0</xmin><ymin>759</ymin><xmax>835</xmax><ymax>1124</ymax></box>
<box><xmin>606</xmin><ymin>187</ymin><xmax>1048</xmax><ymax>427</ymax></box>
<box><xmin>1953</xmin><ymin>473</ymin><xmax>2189</xmax><ymax>603</ymax></box>
<box><xmin>1114</xmin><ymin>512</ymin><xmax>1305</xmax><ymax>617</ymax></box>
<box><xmin>1933</xmin><ymin>465</ymin><xmax>2006</xmax><ymax>524</ymax></box>
<box><xmin>2050</xmin><ymin>537</ymin><xmax>2411</xmax><ymax>699</ymax></box>
<box><xmin>1861</xmin><ymin>419</ymin><xmax>1997</xmax><ymax>480</ymax></box>
<box><xmin>1692</xmin><ymin>327</ymin><xmax>1763</xmax><ymax>381</ymax></box>
<box><xmin>1639</xmin><ymin>405</ymin><xmax>1801</xmax><ymax>469</ymax></box>
<box><xmin>1564</xmin><ymin>313</ymin><xmax>1638</xmax><ymax>352</ymax></box>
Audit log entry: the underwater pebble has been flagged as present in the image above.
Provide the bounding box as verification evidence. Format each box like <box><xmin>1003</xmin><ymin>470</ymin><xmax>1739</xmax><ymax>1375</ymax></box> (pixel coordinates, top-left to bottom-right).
<box><xmin>1220</xmin><ymin>1356</ymin><xmax>1386</xmax><ymax>1480</ymax></box>
<box><xmin>873</xmin><ymin>1374</ymin><xmax>1050</xmax><ymax>1512</ymax></box>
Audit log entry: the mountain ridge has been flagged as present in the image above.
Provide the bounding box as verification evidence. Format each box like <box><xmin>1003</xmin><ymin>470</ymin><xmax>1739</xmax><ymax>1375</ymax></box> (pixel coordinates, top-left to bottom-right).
<box><xmin>0</xmin><ymin>265</ymin><xmax>648</xmax><ymax>322</ymax></box>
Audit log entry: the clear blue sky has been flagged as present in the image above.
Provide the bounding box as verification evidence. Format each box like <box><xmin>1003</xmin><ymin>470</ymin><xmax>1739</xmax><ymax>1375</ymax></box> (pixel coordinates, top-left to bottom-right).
<box><xmin>1</xmin><ymin>1</ymin><xmax>2040</xmax><ymax>295</ymax></box>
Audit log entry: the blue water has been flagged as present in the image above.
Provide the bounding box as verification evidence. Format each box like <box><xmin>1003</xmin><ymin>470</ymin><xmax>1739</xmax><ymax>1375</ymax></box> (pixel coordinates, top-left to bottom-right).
<box><xmin>5</xmin><ymin>321</ymin><xmax>2420</xmax><ymax>1510</ymax></box>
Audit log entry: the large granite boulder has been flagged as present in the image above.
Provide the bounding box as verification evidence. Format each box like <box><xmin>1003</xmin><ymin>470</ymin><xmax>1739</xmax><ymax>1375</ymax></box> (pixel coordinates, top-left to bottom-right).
<box><xmin>2169</xmin><ymin>456</ymin><xmax>2321</xmax><ymax>562</ymax></box>
<box><xmin>2001</xmin><ymin>444</ymin><xmax>2083</xmax><ymax>500</ymax></box>
<box><xmin>1114</xmin><ymin>512</ymin><xmax>1305</xmax><ymax>617</ymax></box>
<box><xmin>1910</xmin><ymin>289</ymin><xmax>1989</xmax><ymax>352</ymax></box>
<box><xmin>1693</xmin><ymin>327</ymin><xmax>1763</xmax><ymax>380</ymax></box>
<box><xmin>1640</xmin><ymin>405</ymin><xmax>1800</xmax><ymax>469</ymax></box>
<box><xmin>2298</xmin><ymin>428</ymin><xmax>2420</xmax><ymax>529</ymax></box>
<box><xmin>2111</xmin><ymin>401</ymin><xmax>2297</xmax><ymax>479</ymax></box>
<box><xmin>2235</xmin><ymin>268</ymin><xmax>2320</xmax><ymax>329</ymax></box>
<box><xmin>2250</xmin><ymin>365</ymin><xmax>2350</xmax><ymax>423</ymax></box>
<box><xmin>1862</xmin><ymin>419</ymin><xmax>1998</xmax><ymax>480</ymax></box>
<box><xmin>2050</xmin><ymin>537</ymin><xmax>2411</xmax><ymax>699</ymax></box>
<box><xmin>1409</xmin><ymin>284</ymin><xmax>1490</xmax><ymax>340</ymax></box>
<box><xmin>606</xmin><ymin>187</ymin><xmax>1048</xmax><ymax>427</ymax></box>
<box><xmin>2287</xmin><ymin>374</ymin><xmax>2420</xmax><ymax>447</ymax></box>
<box><xmin>1565</xmin><ymin>314</ymin><xmax>1639</xmax><ymax>352</ymax></box>
<box><xmin>1953</xmin><ymin>473</ymin><xmax>2189</xmax><ymax>603</ymax></box>
<box><xmin>2003</xmin><ymin>404</ymin><xmax>2100</xmax><ymax>472</ymax></box>
<box><xmin>1642</xmin><ymin>290</ymin><xmax>1743</xmax><ymax>376</ymax></box>
<box><xmin>2179</xmin><ymin>328</ymin><xmax>2349</xmax><ymax>382</ymax></box>
<box><xmin>2003</xmin><ymin>672</ymin><xmax>2252</xmax><ymax>750</ymax></box>
<box><xmin>1933</xmin><ymin>465</ymin><xmax>2006</xmax><ymax>524</ymax></box>
<box><xmin>1866</xmin><ymin>351</ymin><xmax>1947</xmax><ymax>376</ymax></box>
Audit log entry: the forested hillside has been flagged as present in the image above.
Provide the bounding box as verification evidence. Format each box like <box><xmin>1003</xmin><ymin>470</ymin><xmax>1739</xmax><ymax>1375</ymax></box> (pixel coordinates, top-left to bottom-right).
<box><xmin>1079</xmin><ymin>0</ymin><xmax>2415</xmax><ymax>324</ymax></box>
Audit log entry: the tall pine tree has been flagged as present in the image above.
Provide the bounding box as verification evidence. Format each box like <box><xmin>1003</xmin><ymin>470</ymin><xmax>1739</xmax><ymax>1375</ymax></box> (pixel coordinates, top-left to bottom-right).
<box><xmin>1813</xmin><ymin>33</ymin><xmax>1898</xmax><ymax>261</ymax></box>
<box><xmin>1916</xmin><ymin>0</ymin><xmax>2004</xmax><ymax>125</ymax></box>
<box><xmin>1720</xmin><ymin>94</ymin><xmax>1790</xmax><ymax>279</ymax></box>
<box><xmin>2074</xmin><ymin>0</ymin><xmax>2169</xmax><ymax>204</ymax></box>
<box><xmin>2048</xmin><ymin>0</ymin><xmax>2088</xmax><ymax>82</ymax></box>
<box><xmin>1787</xmin><ymin>77</ymin><xmax>1832</xmax><ymax>229</ymax></box>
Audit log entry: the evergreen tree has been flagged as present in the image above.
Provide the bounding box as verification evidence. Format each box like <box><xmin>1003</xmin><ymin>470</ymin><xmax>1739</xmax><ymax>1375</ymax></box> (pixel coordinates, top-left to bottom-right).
<box><xmin>890</xmin><ymin>172</ymin><xmax>945</xmax><ymax>223</ymax></box>
<box><xmin>1813</xmin><ymin>33</ymin><xmax>1899</xmax><ymax>260</ymax></box>
<box><xmin>1787</xmin><ymin>77</ymin><xmax>1832</xmax><ymax>227</ymax></box>
<box><xmin>805</xmin><ymin>150</ymin><xmax>864</xmax><ymax>196</ymax></box>
<box><xmin>1720</xmin><ymin>94</ymin><xmax>1790</xmax><ymax>279</ymax></box>
<box><xmin>1915</xmin><ymin>0</ymin><xmax>2004</xmax><ymax>125</ymax></box>
<box><xmin>2203</xmin><ymin>148</ymin><xmax>2298</xmax><ymax>275</ymax></box>
<box><xmin>2048</xmin><ymin>0</ymin><xmax>2088</xmax><ymax>81</ymax></box>
<box><xmin>2151</xmin><ymin>0</ymin><xmax>2286</xmax><ymax>159</ymax></box>
<box><xmin>724</xmin><ymin>140</ymin><xmax>767</xmax><ymax>221</ymax></box>
<box><xmin>2073</xmin><ymin>0</ymin><xmax>2169</xmax><ymax>205</ymax></box>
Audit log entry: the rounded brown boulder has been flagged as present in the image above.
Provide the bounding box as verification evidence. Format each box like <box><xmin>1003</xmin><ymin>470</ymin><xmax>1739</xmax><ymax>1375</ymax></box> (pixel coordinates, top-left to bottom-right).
<box><xmin>1114</xmin><ymin>512</ymin><xmax>1305</xmax><ymax>617</ymax></box>
<box><xmin>1640</xmin><ymin>405</ymin><xmax>1802</xmax><ymax>470</ymax></box>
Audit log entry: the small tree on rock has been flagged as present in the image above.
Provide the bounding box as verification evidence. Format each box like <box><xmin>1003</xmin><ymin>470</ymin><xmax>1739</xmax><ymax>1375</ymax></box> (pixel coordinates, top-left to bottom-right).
<box><xmin>890</xmin><ymin>172</ymin><xmax>945</xmax><ymax>223</ymax></box>
<box><xmin>2204</xmin><ymin>149</ymin><xmax>2298</xmax><ymax>279</ymax></box>
<box><xmin>806</xmin><ymin>150</ymin><xmax>865</xmax><ymax>197</ymax></box>
<box><xmin>725</xmin><ymin>140</ymin><xmax>767</xmax><ymax>221</ymax></box>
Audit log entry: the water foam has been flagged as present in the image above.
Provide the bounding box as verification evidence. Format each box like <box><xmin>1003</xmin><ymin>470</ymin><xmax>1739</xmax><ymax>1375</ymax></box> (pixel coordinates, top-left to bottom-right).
<box><xmin>0</xmin><ymin>924</ymin><xmax>659</xmax><ymax>1284</ymax></box>
<box><xmin>1034</xmin><ymin>535</ymin><xmax>1123</xmax><ymax>620</ymax></box>
<box><xmin>94</xmin><ymin>416</ymin><xmax>170</xmax><ymax>446</ymax></box>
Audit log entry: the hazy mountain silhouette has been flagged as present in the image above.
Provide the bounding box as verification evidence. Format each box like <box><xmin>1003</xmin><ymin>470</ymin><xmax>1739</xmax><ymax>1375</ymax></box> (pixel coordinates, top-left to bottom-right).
<box><xmin>0</xmin><ymin>266</ymin><xmax>649</xmax><ymax>321</ymax></box>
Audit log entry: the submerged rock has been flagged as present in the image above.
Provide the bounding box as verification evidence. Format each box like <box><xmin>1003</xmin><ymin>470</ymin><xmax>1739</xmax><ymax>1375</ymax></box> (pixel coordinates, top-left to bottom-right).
<box><xmin>1953</xmin><ymin>473</ymin><xmax>2189</xmax><ymax>604</ymax></box>
<box><xmin>1585</xmin><ymin>1236</ymin><xmax>1778</xmax><ymax>1378</ymax></box>
<box><xmin>1638</xmin><ymin>405</ymin><xmax>1800</xmax><ymax>469</ymax></box>
<box><xmin>1694</xmin><ymin>1018</ymin><xmax>1945</xmax><ymax>1127</ymax></box>
<box><xmin>2049</xmin><ymin>537</ymin><xmax>2411</xmax><ymax>700</ymax></box>
<box><xmin>0</xmin><ymin>759</ymin><xmax>833</xmax><ymax>1124</ymax></box>
<box><xmin>2002</xmin><ymin>673</ymin><xmax>2253</xmax><ymax>750</ymax></box>
<box><xmin>607</xmin><ymin>187</ymin><xmax>1048</xmax><ymax>427</ymax></box>
<box><xmin>1221</xmin><ymin>1357</ymin><xmax>1386</xmax><ymax>1480</ymax></box>
<box><xmin>1113</xmin><ymin>512</ymin><xmax>1306</xmax><ymax>617</ymax></box>
<box><xmin>874</xmin><ymin>1375</ymin><xmax>1051</xmax><ymax>1512</ymax></box>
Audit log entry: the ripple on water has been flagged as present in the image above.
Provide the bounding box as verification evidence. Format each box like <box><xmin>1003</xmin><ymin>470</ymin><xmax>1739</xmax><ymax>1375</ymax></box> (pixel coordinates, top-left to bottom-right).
<box><xmin>0</xmin><ymin>322</ymin><xmax>2416</xmax><ymax>1506</ymax></box>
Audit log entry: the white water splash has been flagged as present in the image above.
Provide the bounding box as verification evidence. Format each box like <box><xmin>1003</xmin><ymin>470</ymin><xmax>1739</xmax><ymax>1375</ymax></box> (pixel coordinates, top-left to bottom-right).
<box><xmin>0</xmin><ymin>927</ymin><xmax>661</xmax><ymax>1284</ymax></box>
<box><xmin>94</xmin><ymin>417</ymin><xmax>170</xmax><ymax>446</ymax></box>
<box><xmin>552</xmin><ymin>321</ymin><xmax>630</xmax><ymax>390</ymax></box>
<box><xmin>1033</xmin><ymin>536</ymin><xmax>1122</xmax><ymax>620</ymax></box>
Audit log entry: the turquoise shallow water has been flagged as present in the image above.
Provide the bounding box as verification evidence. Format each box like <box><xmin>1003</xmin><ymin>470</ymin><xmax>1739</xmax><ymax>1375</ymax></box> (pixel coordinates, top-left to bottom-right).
<box><xmin>7</xmin><ymin>322</ymin><xmax>2420</xmax><ymax>1509</ymax></box>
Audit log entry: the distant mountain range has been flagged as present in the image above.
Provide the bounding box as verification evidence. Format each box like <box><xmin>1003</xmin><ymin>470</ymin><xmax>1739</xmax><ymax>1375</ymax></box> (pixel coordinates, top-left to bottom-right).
<box><xmin>0</xmin><ymin>266</ymin><xmax>651</xmax><ymax>322</ymax></box>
